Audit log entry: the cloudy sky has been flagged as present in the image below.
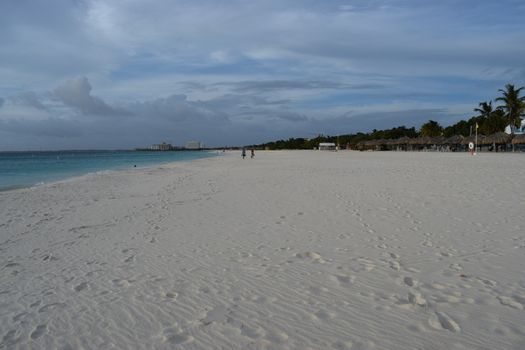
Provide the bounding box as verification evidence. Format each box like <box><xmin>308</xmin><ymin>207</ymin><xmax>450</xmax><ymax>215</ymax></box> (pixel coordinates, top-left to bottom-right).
<box><xmin>1</xmin><ymin>0</ymin><xmax>524</xmax><ymax>150</ymax></box>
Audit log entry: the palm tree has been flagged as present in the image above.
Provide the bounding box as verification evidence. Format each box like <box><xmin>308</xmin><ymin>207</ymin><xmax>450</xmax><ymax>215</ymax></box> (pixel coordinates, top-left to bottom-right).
<box><xmin>495</xmin><ymin>84</ymin><xmax>525</xmax><ymax>134</ymax></box>
<box><xmin>474</xmin><ymin>101</ymin><xmax>493</xmax><ymax>119</ymax></box>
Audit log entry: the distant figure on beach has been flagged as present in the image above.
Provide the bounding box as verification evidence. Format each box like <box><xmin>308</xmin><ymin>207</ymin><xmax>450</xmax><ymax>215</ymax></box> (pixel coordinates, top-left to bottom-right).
<box><xmin>241</xmin><ymin>148</ymin><xmax>246</xmax><ymax>159</ymax></box>
<box><xmin>250</xmin><ymin>149</ymin><xmax>255</xmax><ymax>159</ymax></box>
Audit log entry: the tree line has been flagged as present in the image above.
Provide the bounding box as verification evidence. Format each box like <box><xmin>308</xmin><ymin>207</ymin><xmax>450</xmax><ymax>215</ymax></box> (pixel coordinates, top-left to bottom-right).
<box><xmin>249</xmin><ymin>84</ymin><xmax>525</xmax><ymax>150</ymax></box>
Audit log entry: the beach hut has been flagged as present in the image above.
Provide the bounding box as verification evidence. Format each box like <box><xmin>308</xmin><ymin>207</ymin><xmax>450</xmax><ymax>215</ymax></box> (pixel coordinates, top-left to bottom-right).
<box><xmin>318</xmin><ymin>142</ymin><xmax>337</xmax><ymax>151</ymax></box>
<box><xmin>485</xmin><ymin>132</ymin><xmax>512</xmax><ymax>145</ymax></box>
<box><xmin>390</xmin><ymin>137</ymin><xmax>409</xmax><ymax>151</ymax></box>
<box><xmin>461</xmin><ymin>135</ymin><xmax>486</xmax><ymax>152</ymax></box>
<box><xmin>511</xmin><ymin>133</ymin><xmax>525</xmax><ymax>144</ymax></box>
<box><xmin>443</xmin><ymin>135</ymin><xmax>464</xmax><ymax>145</ymax></box>
<box><xmin>407</xmin><ymin>136</ymin><xmax>432</xmax><ymax>150</ymax></box>
<box><xmin>443</xmin><ymin>135</ymin><xmax>464</xmax><ymax>151</ymax></box>
<box><xmin>427</xmin><ymin>136</ymin><xmax>445</xmax><ymax>151</ymax></box>
<box><xmin>430</xmin><ymin>136</ymin><xmax>445</xmax><ymax>145</ymax></box>
<box><xmin>375</xmin><ymin>139</ymin><xmax>388</xmax><ymax>151</ymax></box>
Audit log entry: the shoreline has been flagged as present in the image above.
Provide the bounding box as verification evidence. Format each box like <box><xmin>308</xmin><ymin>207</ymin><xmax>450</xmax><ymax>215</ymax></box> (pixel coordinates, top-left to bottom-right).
<box><xmin>0</xmin><ymin>150</ymin><xmax>218</xmax><ymax>193</ymax></box>
<box><xmin>0</xmin><ymin>150</ymin><xmax>524</xmax><ymax>349</ymax></box>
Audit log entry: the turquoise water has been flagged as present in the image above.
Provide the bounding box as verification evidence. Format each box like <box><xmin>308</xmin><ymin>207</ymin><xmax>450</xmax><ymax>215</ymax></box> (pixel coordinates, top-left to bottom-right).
<box><xmin>0</xmin><ymin>150</ymin><xmax>216</xmax><ymax>191</ymax></box>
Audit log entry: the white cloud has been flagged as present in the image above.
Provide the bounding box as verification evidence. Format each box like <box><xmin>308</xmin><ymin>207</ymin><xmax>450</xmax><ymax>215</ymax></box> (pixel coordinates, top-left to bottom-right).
<box><xmin>53</xmin><ymin>77</ymin><xmax>130</xmax><ymax>116</ymax></box>
<box><xmin>0</xmin><ymin>0</ymin><xmax>524</xmax><ymax>149</ymax></box>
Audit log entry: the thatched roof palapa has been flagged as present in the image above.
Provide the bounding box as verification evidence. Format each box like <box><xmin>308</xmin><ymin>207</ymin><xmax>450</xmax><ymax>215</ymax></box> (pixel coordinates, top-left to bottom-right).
<box><xmin>408</xmin><ymin>137</ymin><xmax>422</xmax><ymax>145</ymax></box>
<box><xmin>461</xmin><ymin>135</ymin><xmax>486</xmax><ymax>145</ymax></box>
<box><xmin>443</xmin><ymin>135</ymin><xmax>464</xmax><ymax>145</ymax></box>
<box><xmin>396</xmin><ymin>136</ymin><xmax>411</xmax><ymax>144</ymax></box>
<box><xmin>484</xmin><ymin>132</ymin><xmax>513</xmax><ymax>145</ymax></box>
<box><xmin>385</xmin><ymin>139</ymin><xmax>397</xmax><ymax>146</ymax></box>
<box><xmin>409</xmin><ymin>136</ymin><xmax>432</xmax><ymax>145</ymax></box>
<box><xmin>429</xmin><ymin>136</ymin><xmax>445</xmax><ymax>145</ymax></box>
<box><xmin>511</xmin><ymin>134</ymin><xmax>525</xmax><ymax>144</ymax></box>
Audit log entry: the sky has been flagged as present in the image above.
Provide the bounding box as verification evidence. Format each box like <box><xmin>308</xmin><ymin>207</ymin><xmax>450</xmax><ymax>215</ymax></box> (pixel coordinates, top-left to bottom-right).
<box><xmin>1</xmin><ymin>0</ymin><xmax>524</xmax><ymax>150</ymax></box>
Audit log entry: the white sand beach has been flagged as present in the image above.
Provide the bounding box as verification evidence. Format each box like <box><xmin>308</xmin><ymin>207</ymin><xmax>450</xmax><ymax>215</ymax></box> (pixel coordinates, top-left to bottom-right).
<box><xmin>1</xmin><ymin>150</ymin><xmax>524</xmax><ymax>349</ymax></box>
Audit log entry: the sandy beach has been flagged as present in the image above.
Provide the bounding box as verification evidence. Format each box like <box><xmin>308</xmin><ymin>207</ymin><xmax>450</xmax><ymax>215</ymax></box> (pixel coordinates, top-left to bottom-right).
<box><xmin>1</xmin><ymin>150</ymin><xmax>524</xmax><ymax>349</ymax></box>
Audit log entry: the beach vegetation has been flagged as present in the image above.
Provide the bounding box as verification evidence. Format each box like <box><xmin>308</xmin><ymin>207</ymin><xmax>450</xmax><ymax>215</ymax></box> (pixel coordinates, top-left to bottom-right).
<box><xmin>419</xmin><ymin>120</ymin><xmax>443</xmax><ymax>137</ymax></box>
<box><xmin>249</xmin><ymin>83</ymin><xmax>523</xmax><ymax>150</ymax></box>
<box><xmin>495</xmin><ymin>84</ymin><xmax>525</xmax><ymax>134</ymax></box>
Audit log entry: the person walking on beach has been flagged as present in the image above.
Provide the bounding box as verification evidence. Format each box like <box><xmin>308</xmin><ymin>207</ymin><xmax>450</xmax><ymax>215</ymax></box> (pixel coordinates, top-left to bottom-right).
<box><xmin>250</xmin><ymin>149</ymin><xmax>255</xmax><ymax>159</ymax></box>
<box><xmin>241</xmin><ymin>148</ymin><xmax>246</xmax><ymax>159</ymax></box>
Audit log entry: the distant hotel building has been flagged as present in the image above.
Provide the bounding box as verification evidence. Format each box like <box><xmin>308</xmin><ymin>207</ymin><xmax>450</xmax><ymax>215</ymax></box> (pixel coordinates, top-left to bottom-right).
<box><xmin>185</xmin><ymin>141</ymin><xmax>203</xmax><ymax>150</ymax></box>
<box><xmin>150</xmin><ymin>142</ymin><xmax>173</xmax><ymax>151</ymax></box>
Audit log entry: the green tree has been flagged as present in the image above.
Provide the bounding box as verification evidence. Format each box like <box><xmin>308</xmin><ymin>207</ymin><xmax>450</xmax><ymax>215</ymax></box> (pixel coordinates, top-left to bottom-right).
<box><xmin>474</xmin><ymin>101</ymin><xmax>493</xmax><ymax>120</ymax></box>
<box><xmin>481</xmin><ymin>109</ymin><xmax>507</xmax><ymax>134</ymax></box>
<box><xmin>443</xmin><ymin>120</ymin><xmax>470</xmax><ymax>137</ymax></box>
<box><xmin>420</xmin><ymin>120</ymin><xmax>443</xmax><ymax>137</ymax></box>
<box><xmin>495</xmin><ymin>84</ymin><xmax>525</xmax><ymax>134</ymax></box>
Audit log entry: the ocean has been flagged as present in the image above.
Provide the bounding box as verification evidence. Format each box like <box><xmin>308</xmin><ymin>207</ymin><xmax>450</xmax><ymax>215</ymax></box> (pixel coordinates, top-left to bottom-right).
<box><xmin>0</xmin><ymin>150</ymin><xmax>216</xmax><ymax>191</ymax></box>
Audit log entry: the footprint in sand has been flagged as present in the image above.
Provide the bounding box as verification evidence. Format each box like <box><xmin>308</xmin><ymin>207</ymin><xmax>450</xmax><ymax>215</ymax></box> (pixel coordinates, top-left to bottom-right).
<box><xmin>165</xmin><ymin>292</ymin><xmax>178</xmax><ymax>299</ymax></box>
<box><xmin>13</xmin><ymin>313</ymin><xmax>27</xmax><ymax>323</ymax></box>
<box><xmin>201</xmin><ymin>305</ymin><xmax>229</xmax><ymax>325</ymax></box>
<box><xmin>30</xmin><ymin>324</ymin><xmax>47</xmax><ymax>340</ymax></box>
<box><xmin>38</xmin><ymin>303</ymin><xmax>66</xmax><ymax>313</ymax></box>
<box><xmin>315</xmin><ymin>309</ymin><xmax>336</xmax><ymax>320</ymax></box>
<box><xmin>74</xmin><ymin>282</ymin><xmax>88</xmax><ymax>292</ymax></box>
<box><xmin>329</xmin><ymin>274</ymin><xmax>355</xmax><ymax>286</ymax></box>
<box><xmin>2</xmin><ymin>329</ymin><xmax>21</xmax><ymax>346</ymax></box>
<box><xmin>164</xmin><ymin>332</ymin><xmax>193</xmax><ymax>345</ymax></box>
<box><xmin>477</xmin><ymin>278</ymin><xmax>497</xmax><ymax>287</ymax></box>
<box><xmin>403</xmin><ymin>276</ymin><xmax>418</xmax><ymax>287</ymax></box>
<box><xmin>449</xmin><ymin>263</ymin><xmax>463</xmax><ymax>272</ymax></box>
<box><xmin>389</xmin><ymin>260</ymin><xmax>401</xmax><ymax>271</ymax></box>
<box><xmin>408</xmin><ymin>291</ymin><xmax>427</xmax><ymax>306</ymax></box>
<box><xmin>497</xmin><ymin>296</ymin><xmax>523</xmax><ymax>310</ymax></box>
<box><xmin>240</xmin><ymin>325</ymin><xmax>265</xmax><ymax>339</ymax></box>
<box><xmin>265</xmin><ymin>329</ymin><xmax>289</xmax><ymax>344</ymax></box>
<box><xmin>331</xmin><ymin>340</ymin><xmax>353</xmax><ymax>349</ymax></box>
<box><xmin>428</xmin><ymin>312</ymin><xmax>461</xmax><ymax>333</ymax></box>
<box><xmin>112</xmin><ymin>279</ymin><xmax>131</xmax><ymax>288</ymax></box>
<box><xmin>421</xmin><ymin>240</ymin><xmax>433</xmax><ymax>247</ymax></box>
<box><xmin>295</xmin><ymin>252</ymin><xmax>326</xmax><ymax>263</ymax></box>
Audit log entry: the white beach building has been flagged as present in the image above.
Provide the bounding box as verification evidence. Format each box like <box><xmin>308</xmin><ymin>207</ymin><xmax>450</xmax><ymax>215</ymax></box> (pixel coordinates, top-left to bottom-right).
<box><xmin>504</xmin><ymin>124</ymin><xmax>525</xmax><ymax>135</ymax></box>
<box><xmin>150</xmin><ymin>142</ymin><xmax>172</xmax><ymax>151</ymax></box>
<box><xmin>318</xmin><ymin>142</ymin><xmax>337</xmax><ymax>151</ymax></box>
